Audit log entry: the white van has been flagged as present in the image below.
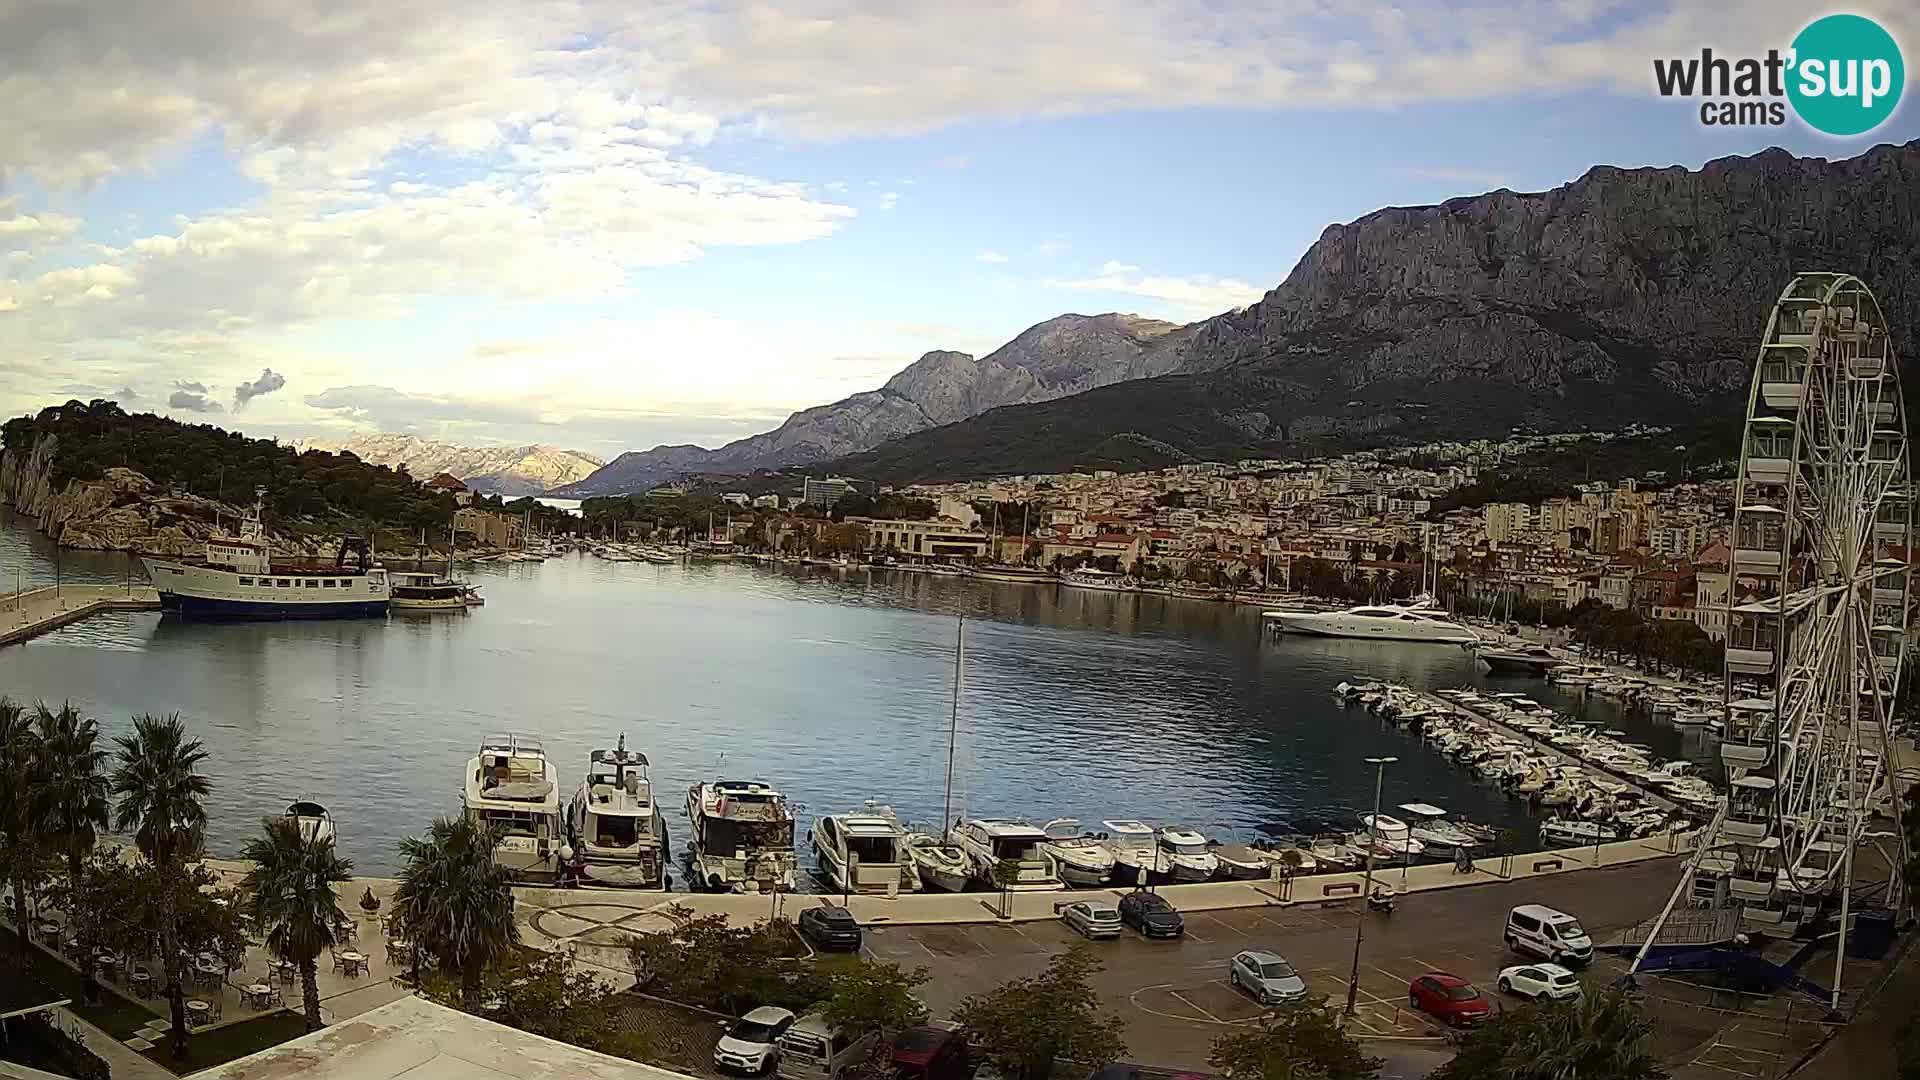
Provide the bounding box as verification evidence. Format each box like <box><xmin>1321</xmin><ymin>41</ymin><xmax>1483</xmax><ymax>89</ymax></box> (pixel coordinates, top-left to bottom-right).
<box><xmin>1505</xmin><ymin>904</ymin><xmax>1593</xmax><ymax>965</ymax></box>
<box><xmin>774</xmin><ymin>1011</ymin><xmax>881</xmax><ymax>1080</ymax></box>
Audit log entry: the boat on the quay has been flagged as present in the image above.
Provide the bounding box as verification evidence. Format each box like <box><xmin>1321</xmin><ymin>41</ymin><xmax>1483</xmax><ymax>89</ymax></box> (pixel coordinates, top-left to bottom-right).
<box><xmin>143</xmin><ymin>492</ymin><xmax>390</xmax><ymax>618</ymax></box>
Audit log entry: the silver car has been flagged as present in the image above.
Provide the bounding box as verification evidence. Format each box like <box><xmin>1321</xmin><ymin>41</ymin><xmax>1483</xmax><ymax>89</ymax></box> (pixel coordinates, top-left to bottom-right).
<box><xmin>1229</xmin><ymin>950</ymin><xmax>1307</xmax><ymax>1005</ymax></box>
<box><xmin>1061</xmin><ymin>901</ymin><xmax>1123</xmax><ymax>939</ymax></box>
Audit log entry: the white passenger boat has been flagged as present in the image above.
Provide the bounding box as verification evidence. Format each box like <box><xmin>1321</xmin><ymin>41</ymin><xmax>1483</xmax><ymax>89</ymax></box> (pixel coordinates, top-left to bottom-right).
<box><xmin>566</xmin><ymin>736</ymin><xmax>669</xmax><ymax>889</ymax></box>
<box><xmin>1540</xmin><ymin>818</ymin><xmax>1618</xmax><ymax>846</ymax></box>
<box><xmin>812</xmin><ymin>804</ymin><xmax>916</xmax><ymax>897</ymax></box>
<box><xmin>1101</xmin><ymin>819</ymin><xmax>1159</xmax><ymax>885</ymax></box>
<box><xmin>389</xmin><ymin>570</ymin><xmax>477</xmax><ymax>610</ymax></box>
<box><xmin>464</xmin><ymin>734</ymin><xmax>562</xmax><ymax>881</ymax></box>
<box><xmin>953</xmin><ymin>819</ymin><xmax>1063</xmax><ymax>891</ymax></box>
<box><xmin>1155</xmin><ymin>826</ymin><xmax>1219</xmax><ymax>883</ymax></box>
<box><xmin>284</xmin><ymin>800</ymin><xmax>335</xmax><ymax>845</ymax></box>
<box><xmin>1264</xmin><ymin>598</ymin><xmax>1478</xmax><ymax>644</ymax></box>
<box><xmin>1060</xmin><ymin>568</ymin><xmax>1138</xmax><ymax>593</ymax></box>
<box><xmin>1038</xmin><ymin>819</ymin><xmax>1118</xmax><ymax>886</ymax></box>
<box><xmin>687</xmin><ymin>780</ymin><xmax>797</xmax><ymax>893</ymax></box>
<box><xmin>1355</xmin><ymin>813</ymin><xmax>1426</xmax><ymax>860</ymax></box>
<box><xmin>1396</xmin><ymin>803</ymin><xmax>1483</xmax><ymax>857</ymax></box>
<box><xmin>144</xmin><ymin>491</ymin><xmax>389</xmax><ymax>619</ymax></box>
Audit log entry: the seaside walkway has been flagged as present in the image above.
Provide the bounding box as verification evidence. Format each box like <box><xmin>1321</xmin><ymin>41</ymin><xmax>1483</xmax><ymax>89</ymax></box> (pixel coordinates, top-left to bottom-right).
<box><xmin>0</xmin><ymin>585</ymin><xmax>161</xmax><ymax>646</ymax></box>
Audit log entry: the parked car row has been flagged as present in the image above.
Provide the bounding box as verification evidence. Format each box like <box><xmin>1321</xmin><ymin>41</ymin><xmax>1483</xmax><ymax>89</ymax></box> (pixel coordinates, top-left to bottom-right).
<box><xmin>1060</xmin><ymin>890</ymin><xmax>1187</xmax><ymax>940</ymax></box>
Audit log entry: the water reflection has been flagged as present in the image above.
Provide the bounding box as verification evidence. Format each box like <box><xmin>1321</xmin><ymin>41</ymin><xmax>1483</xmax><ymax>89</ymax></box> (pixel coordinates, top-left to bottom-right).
<box><xmin>0</xmin><ymin>527</ymin><xmax>1714</xmax><ymax>877</ymax></box>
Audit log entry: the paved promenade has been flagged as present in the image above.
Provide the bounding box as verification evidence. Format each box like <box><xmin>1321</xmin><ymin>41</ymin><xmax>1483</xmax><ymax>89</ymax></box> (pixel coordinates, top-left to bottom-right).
<box><xmin>0</xmin><ymin>584</ymin><xmax>161</xmax><ymax>646</ymax></box>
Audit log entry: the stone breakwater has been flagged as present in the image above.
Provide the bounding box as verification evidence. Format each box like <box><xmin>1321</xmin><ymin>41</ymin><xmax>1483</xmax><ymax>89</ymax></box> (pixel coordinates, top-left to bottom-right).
<box><xmin>0</xmin><ymin>433</ymin><xmax>326</xmax><ymax>556</ymax></box>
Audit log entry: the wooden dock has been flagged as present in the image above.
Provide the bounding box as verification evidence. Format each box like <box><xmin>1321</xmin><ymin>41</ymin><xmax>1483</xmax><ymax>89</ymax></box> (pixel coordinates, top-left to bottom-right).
<box><xmin>0</xmin><ymin>585</ymin><xmax>162</xmax><ymax>646</ymax></box>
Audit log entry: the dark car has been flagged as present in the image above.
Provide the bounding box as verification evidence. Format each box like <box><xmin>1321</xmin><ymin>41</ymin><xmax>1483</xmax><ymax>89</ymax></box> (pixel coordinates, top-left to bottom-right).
<box><xmin>891</xmin><ymin>1025</ymin><xmax>973</xmax><ymax>1080</ymax></box>
<box><xmin>1407</xmin><ymin>972</ymin><xmax>1494</xmax><ymax>1027</ymax></box>
<box><xmin>1117</xmin><ymin>891</ymin><xmax>1185</xmax><ymax>939</ymax></box>
<box><xmin>798</xmin><ymin>904</ymin><xmax>862</xmax><ymax>951</ymax></box>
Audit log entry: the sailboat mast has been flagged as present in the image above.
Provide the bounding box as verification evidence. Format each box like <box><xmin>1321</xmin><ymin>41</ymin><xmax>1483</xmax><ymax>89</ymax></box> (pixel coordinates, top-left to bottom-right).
<box><xmin>942</xmin><ymin>615</ymin><xmax>964</xmax><ymax>838</ymax></box>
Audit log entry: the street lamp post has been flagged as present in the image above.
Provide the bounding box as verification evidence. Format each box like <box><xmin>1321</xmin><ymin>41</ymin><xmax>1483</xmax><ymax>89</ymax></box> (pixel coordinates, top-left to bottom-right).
<box><xmin>1346</xmin><ymin>755</ymin><xmax>1397</xmax><ymax>1016</ymax></box>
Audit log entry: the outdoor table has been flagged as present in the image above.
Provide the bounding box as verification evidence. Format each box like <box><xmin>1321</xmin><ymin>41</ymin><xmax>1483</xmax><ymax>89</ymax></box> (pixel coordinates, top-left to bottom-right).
<box><xmin>129</xmin><ymin>970</ymin><xmax>153</xmax><ymax>997</ymax></box>
<box><xmin>93</xmin><ymin>950</ymin><xmax>120</xmax><ymax>975</ymax></box>
<box><xmin>186</xmin><ymin>999</ymin><xmax>212</xmax><ymax>1027</ymax></box>
<box><xmin>244</xmin><ymin>983</ymin><xmax>275</xmax><ymax>1008</ymax></box>
<box><xmin>336</xmin><ymin>950</ymin><xmax>367</xmax><ymax>976</ymax></box>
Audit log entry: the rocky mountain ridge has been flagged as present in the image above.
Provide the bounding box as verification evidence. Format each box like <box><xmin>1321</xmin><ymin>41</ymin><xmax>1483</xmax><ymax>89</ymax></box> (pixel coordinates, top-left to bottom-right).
<box><xmin>305</xmin><ymin>434</ymin><xmax>602</xmax><ymax>495</ymax></box>
<box><xmin>552</xmin><ymin>313</ymin><xmax>1188</xmax><ymax>495</ymax></box>
<box><xmin>828</xmin><ymin>140</ymin><xmax>1920</xmax><ymax>482</ymax></box>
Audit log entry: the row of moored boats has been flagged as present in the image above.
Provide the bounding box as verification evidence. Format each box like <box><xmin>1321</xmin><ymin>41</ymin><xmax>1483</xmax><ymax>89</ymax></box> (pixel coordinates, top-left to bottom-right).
<box><xmin>1337</xmin><ymin>681</ymin><xmax>1718</xmax><ymax>849</ymax></box>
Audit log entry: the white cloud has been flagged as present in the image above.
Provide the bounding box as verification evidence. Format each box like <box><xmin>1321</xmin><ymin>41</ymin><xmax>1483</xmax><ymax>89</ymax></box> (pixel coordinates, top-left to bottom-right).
<box><xmin>1046</xmin><ymin>266</ymin><xmax>1267</xmax><ymax>317</ymax></box>
<box><xmin>877</xmin><ymin>190</ymin><xmax>901</xmax><ymax>211</ymax></box>
<box><xmin>973</xmin><ymin>251</ymin><xmax>1008</xmax><ymax>263</ymax></box>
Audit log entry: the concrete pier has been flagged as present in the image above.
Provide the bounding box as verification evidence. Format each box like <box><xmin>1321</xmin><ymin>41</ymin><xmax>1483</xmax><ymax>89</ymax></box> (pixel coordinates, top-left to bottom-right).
<box><xmin>0</xmin><ymin>584</ymin><xmax>162</xmax><ymax>646</ymax></box>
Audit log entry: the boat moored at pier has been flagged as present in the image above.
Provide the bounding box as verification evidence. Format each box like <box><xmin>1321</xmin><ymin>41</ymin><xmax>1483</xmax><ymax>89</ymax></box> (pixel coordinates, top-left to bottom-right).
<box><xmin>812</xmin><ymin>803</ymin><xmax>916</xmax><ymax>897</ymax></box>
<box><xmin>464</xmin><ymin>734</ymin><xmax>562</xmax><ymax>881</ymax></box>
<box><xmin>954</xmin><ymin>818</ymin><xmax>1063</xmax><ymax>891</ymax></box>
<box><xmin>687</xmin><ymin>780</ymin><xmax>797</xmax><ymax>893</ymax></box>
<box><xmin>143</xmin><ymin>492</ymin><xmax>389</xmax><ymax>619</ymax></box>
<box><xmin>566</xmin><ymin>736</ymin><xmax>669</xmax><ymax>888</ymax></box>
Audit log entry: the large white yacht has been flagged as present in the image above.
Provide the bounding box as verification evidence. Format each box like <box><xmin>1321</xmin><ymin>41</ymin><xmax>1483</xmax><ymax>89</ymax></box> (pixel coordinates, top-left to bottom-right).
<box><xmin>1264</xmin><ymin>598</ymin><xmax>1478</xmax><ymax>644</ymax></box>
<box><xmin>143</xmin><ymin>491</ymin><xmax>389</xmax><ymax>618</ymax></box>
<box><xmin>953</xmin><ymin>819</ymin><xmax>1063</xmax><ymax>891</ymax></box>
<box><xmin>686</xmin><ymin>780</ymin><xmax>797</xmax><ymax>893</ymax></box>
<box><xmin>811</xmin><ymin>804</ymin><xmax>916</xmax><ymax>897</ymax></box>
<box><xmin>463</xmin><ymin>734</ymin><xmax>562</xmax><ymax>881</ymax></box>
<box><xmin>566</xmin><ymin>736</ymin><xmax>669</xmax><ymax>889</ymax></box>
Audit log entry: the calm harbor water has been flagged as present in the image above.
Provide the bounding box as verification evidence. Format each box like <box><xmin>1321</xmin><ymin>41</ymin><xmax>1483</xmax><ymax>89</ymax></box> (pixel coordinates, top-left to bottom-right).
<box><xmin>0</xmin><ymin>509</ymin><xmax>1720</xmax><ymax>880</ymax></box>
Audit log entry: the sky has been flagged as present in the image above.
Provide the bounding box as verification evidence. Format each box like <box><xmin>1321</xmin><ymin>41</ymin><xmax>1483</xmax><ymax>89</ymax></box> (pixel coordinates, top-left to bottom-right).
<box><xmin>2</xmin><ymin>1</ymin><xmax>1917</xmax><ymax>458</ymax></box>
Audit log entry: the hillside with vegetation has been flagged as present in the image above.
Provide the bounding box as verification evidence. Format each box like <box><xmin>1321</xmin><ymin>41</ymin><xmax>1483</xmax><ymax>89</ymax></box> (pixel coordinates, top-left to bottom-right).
<box><xmin>1</xmin><ymin>399</ymin><xmax>457</xmax><ymax>549</ymax></box>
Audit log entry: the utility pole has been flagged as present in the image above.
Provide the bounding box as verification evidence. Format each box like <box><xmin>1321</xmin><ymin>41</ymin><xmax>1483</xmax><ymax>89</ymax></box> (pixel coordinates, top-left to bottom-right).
<box><xmin>1346</xmin><ymin>756</ymin><xmax>1396</xmax><ymax>1016</ymax></box>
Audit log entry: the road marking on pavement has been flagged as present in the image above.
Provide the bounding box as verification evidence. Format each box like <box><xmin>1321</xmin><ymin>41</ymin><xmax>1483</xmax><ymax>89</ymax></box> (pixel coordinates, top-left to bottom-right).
<box><xmin>1197</xmin><ymin>913</ymin><xmax>1249</xmax><ymax>937</ymax></box>
<box><xmin>1168</xmin><ymin>991</ymin><xmax>1223</xmax><ymax>1024</ymax></box>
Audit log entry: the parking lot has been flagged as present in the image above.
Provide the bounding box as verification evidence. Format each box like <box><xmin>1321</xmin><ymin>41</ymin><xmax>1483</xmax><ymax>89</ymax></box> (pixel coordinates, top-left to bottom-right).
<box><xmin>846</xmin><ymin>858</ymin><xmax>1684</xmax><ymax>1069</ymax></box>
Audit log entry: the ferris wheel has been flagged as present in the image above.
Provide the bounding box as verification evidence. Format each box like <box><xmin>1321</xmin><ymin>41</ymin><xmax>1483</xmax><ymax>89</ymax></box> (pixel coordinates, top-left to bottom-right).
<box><xmin>1630</xmin><ymin>272</ymin><xmax>1912</xmax><ymax>1009</ymax></box>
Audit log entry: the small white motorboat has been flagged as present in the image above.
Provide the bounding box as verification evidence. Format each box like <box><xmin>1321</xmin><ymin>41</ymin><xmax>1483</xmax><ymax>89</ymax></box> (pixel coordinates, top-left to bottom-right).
<box><xmin>1540</xmin><ymin>818</ymin><xmax>1619</xmax><ymax>846</ymax></box>
<box><xmin>1038</xmin><ymin>819</ymin><xmax>1117</xmax><ymax>887</ymax></box>
<box><xmin>284</xmin><ymin>800</ymin><xmax>335</xmax><ymax>845</ymax></box>
<box><xmin>905</xmin><ymin>832</ymin><xmax>972</xmax><ymax>893</ymax></box>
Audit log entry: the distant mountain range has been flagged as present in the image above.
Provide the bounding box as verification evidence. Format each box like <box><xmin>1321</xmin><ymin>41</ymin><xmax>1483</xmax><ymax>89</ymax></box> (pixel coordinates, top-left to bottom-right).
<box><xmin>825</xmin><ymin>140</ymin><xmax>1920</xmax><ymax>483</ymax></box>
<box><xmin>559</xmin><ymin>139</ymin><xmax>1919</xmax><ymax>494</ymax></box>
<box><xmin>549</xmin><ymin>313</ymin><xmax>1190</xmax><ymax>495</ymax></box>
<box><xmin>308</xmin><ymin>435</ymin><xmax>603</xmax><ymax>496</ymax></box>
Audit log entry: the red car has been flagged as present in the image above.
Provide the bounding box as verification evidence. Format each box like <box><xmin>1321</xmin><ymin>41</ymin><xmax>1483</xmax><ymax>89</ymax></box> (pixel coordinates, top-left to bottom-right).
<box><xmin>1407</xmin><ymin>972</ymin><xmax>1493</xmax><ymax>1026</ymax></box>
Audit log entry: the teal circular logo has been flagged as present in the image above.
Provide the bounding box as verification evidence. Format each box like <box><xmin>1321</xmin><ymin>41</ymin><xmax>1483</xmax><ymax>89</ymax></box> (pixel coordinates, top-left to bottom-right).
<box><xmin>1788</xmin><ymin>14</ymin><xmax>1904</xmax><ymax>136</ymax></box>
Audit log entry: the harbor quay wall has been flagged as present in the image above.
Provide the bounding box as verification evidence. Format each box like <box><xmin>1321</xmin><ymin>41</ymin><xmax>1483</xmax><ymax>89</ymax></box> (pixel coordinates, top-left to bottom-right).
<box><xmin>195</xmin><ymin>830</ymin><xmax>1697</xmax><ymax>935</ymax></box>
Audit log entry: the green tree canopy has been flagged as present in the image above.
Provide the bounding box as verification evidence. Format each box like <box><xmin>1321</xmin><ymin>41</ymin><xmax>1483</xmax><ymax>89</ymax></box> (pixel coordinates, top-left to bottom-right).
<box><xmin>1432</xmin><ymin>991</ymin><xmax>1667</xmax><ymax>1080</ymax></box>
<box><xmin>626</xmin><ymin>905</ymin><xmax>827</xmax><ymax>1015</ymax></box>
<box><xmin>821</xmin><ymin>958</ymin><xmax>929</xmax><ymax>1037</ymax></box>
<box><xmin>955</xmin><ymin>945</ymin><xmax>1127</xmax><ymax>1080</ymax></box>
<box><xmin>1209</xmin><ymin>998</ymin><xmax>1381</xmax><ymax>1080</ymax></box>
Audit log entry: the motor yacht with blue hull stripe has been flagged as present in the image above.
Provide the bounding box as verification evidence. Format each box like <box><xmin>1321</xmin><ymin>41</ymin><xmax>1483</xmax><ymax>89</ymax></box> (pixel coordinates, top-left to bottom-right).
<box><xmin>143</xmin><ymin>490</ymin><xmax>391</xmax><ymax>620</ymax></box>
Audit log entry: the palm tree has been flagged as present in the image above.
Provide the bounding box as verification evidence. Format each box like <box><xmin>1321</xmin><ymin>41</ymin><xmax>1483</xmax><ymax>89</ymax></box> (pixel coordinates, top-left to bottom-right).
<box><xmin>241</xmin><ymin>816</ymin><xmax>353</xmax><ymax>1030</ymax></box>
<box><xmin>34</xmin><ymin>702</ymin><xmax>110</xmax><ymax>1003</ymax></box>
<box><xmin>392</xmin><ymin>815</ymin><xmax>518</xmax><ymax>1007</ymax></box>
<box><xmin>113</xmin><ymin>713</ymin><xmax>211</xmax><ymax>1061</ymax></box>
<box><xmin>0</xmin><ymin>699</ymin><xmax>40</xmax><ymax>966</ymax></box>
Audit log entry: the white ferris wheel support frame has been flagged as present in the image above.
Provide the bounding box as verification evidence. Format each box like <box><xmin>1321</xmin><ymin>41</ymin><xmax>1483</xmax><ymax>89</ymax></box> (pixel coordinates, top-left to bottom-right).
<box><xmin>1627</xmin><ymin>272</ymin><xmax>1913</xmax><ymax>1013</ymax></box>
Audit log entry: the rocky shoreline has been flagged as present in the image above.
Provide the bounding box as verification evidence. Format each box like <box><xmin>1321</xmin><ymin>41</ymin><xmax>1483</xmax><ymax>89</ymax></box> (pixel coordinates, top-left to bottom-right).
<box><xmin>0</xmin><ymin>433</ymin><xmax>330</xmax><ymax>556</ymax></box>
